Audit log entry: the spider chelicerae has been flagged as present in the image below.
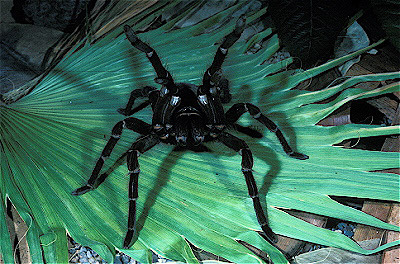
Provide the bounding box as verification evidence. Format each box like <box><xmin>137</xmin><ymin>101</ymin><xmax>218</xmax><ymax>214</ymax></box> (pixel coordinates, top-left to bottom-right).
<box><xmin>72</xmin><ymin>15</ymin><xmax>308</xmax><ymax>249</ymax></box>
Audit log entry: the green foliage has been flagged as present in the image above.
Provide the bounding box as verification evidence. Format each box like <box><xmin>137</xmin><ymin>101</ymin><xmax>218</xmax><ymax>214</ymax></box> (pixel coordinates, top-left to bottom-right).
<box><xmin>1</xmin><ymin>4</ymin><xmax>399</xmax><ymax>263</ymax></box>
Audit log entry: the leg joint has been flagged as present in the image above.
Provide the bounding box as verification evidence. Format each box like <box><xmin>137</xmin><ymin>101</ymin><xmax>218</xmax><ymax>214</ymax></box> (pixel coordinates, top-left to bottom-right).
<box><xmin>238</xmin><ymin>147</ymin><xmax>250</xmax><ymax>156</ymax></box>
<box><xmin>245</xmin><ymin>103</ymin><xmax>260</xmax><ymax>116</ymax></box>
<box><xmin>219</xmin><ymin>47</ymin><xmax>228</xmax><ymax>54</ymax></box>
<box><xmin>270</xmin><ymin>126</ymin><xmax>278</xmax><ymax>133</ymax></box>
<box><xmin>112</xmin><ymin>121</ymin><xmax>124</xmax><ymax>135</ymax></box>
<box><xmin>252</xmin><ymin>112</ymin><xmax>261</xmax><ymax>119</ymax></box>
<box><xmin>128</xmin><ymin>149</ymin><xmax>141</xmax><ymax>156</ymax></box>
<box><xmin>146</xmin><ymin>51</ymin><xmax>154</xmax><ymax>57</ymax></box>
<box><xmin>128</xmin><ymin>168</ymin><xmax>140</xmax><ymax>174</ymax></box>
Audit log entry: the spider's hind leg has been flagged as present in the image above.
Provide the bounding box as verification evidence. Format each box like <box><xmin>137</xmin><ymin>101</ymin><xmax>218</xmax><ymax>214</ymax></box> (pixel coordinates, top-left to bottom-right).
<box><xmin>71</xmin><ymin>117</ymin><xmax>152</xmax><ymax>196</ymax></box>
<box><xmin>233</xmin><ymin>124</ymin><xmax>263</xmax><ymax>138</ymax></box>
<box><xmin>218</xmin><ymin>132</ymin><xmax>278</xmax><ymax>244</ymax></box>
<box><xmin>124</xmin><ymin>134</ymin><xmax>160</xmax><ymax>248</ymax></box>
<box><xmin>225</xmin><ymin>103</ymin><xmax>309</xmax><ymax>160</ymax></box>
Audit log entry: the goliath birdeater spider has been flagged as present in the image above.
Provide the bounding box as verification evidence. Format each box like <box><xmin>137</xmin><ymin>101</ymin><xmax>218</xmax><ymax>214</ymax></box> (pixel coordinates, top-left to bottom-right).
<box><xmin>72</xmin><ymin>15</ymin><xmax>309</xmax><ymax>249</ymax></box>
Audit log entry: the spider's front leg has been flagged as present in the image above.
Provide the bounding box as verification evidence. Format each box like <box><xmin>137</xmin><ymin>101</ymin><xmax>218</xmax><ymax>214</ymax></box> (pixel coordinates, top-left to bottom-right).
<box><xmin>196</xmin><ymin>16</ymin><xmax>245</xmax><ymax>126</ymax></box>
<box><xmin>124</xmin><ymin>134</ymin><xmax>159</xmax><ymax>248</ymax></box>
<box><xmin>118</xmin><ymin>86</ymin><xmax>157</xmax><ymax>116</ymax></box>
<box><xmin>216</xmin><ymin>75</ymin><xmax>232</xmax><ymax>104</ymax></box>
<box><xmin>71</xmin><ymin>117</ymin><xmax>152</xmax><ymax>195</ymax></box>
<box><xmin>199</xmin><ymin>15</ymin><xmax>246</xmax><ymax>93</ymax></box>
<box><xmin>218</xmin><ymin>132</ymin><xmax>278</xmax><ymax>244</ymax></box>
<box><xmin>124</xmin><ymin>25</ymin><xmax>176</xmax><ymax>92</ymax></box>
<box><xmin>226</xmin><ymin>103</ymin><xmax>309</xmax><ymax>160</ymax></box>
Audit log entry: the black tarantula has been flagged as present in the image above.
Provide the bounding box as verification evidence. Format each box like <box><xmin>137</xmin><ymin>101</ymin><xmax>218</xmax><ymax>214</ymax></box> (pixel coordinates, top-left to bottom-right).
<box><xmin>72</xmin><ymin>15</ymin><xmax>308</xmax><ymax>249</ymax></box>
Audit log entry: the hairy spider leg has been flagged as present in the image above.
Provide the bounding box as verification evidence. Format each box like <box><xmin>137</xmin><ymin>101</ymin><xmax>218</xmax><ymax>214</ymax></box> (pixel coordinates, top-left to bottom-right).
<box><xmin>118</xmin><ymin>86</ymin><xmax>157</xmax><ymax>116</ymax></box>
<box><xmin>199</xmin><ymin>14</ymin><xmax>246</xmax><ymax>94</ymax></box>
<box><xmin>196</xmin><ymin>16</ymin><xmax>246</xmax><ymax>128</ymax></box>
<box><xmin>124</xmin><ymin>25</ymin><xmax>176</xmax><ymax>93</ymax></box>
<box><xmin>225</xmin><ymin>103</ymin><xmax>309</xmax><ymax>160</ymax></box>
<box><xmin>91</xmin><ymin>152</ymin><xmax>128</xmax><ymax>193</ymax></box>
<box><xmin>232</xmin><ymin>123</ymin><xmax>263</xmax><ymax>138</ymax></box>
<box><xmin>71</xmin><ymin>117</ymin><xmax>152</xmax><ymax>196</ymax></box>
<box><xmin>124</xmin><ymin>134</ymin><xmax>160</xmax><ymax>249</ymax></box>
<box><xmin>217</xmin><ymin>77</ymin><xmax>232</xmax><ymax>104</ymax></box>
<box><xmin>218</xmin><ymin>132</ymin><xmax>278</xmax><ymax>244</ymax></box>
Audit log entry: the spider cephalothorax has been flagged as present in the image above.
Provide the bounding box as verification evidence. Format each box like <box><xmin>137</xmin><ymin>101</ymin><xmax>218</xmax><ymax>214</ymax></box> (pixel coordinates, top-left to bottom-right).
<box><xmin>72</xmin><ymin>15</ymin><xmax>308</xmax><ymax>249</ymax></box>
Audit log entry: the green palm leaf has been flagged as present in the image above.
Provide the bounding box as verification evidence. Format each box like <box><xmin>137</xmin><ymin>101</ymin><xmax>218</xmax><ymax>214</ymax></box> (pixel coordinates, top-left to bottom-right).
<box><xmin>1</xmin><ymin>3</ymin><xmax>399</xmax><ymax>263</ymax></box>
